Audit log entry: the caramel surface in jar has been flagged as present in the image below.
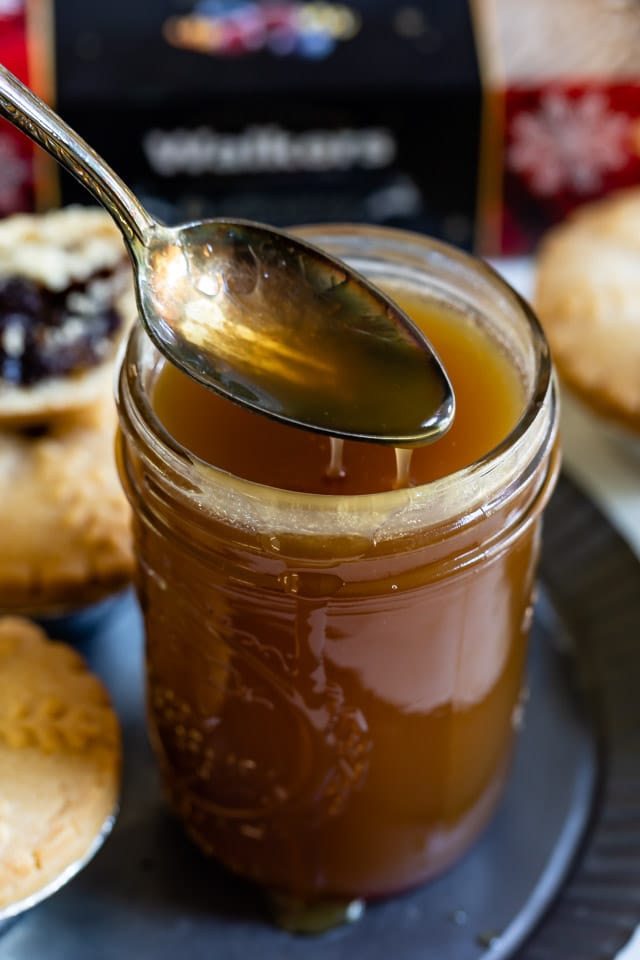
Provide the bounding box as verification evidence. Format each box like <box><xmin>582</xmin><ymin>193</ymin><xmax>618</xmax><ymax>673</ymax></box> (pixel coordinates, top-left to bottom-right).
<box><xmin>117</xmin><ymin>226</ymin><xmax>559</xmax><ymax>901</ymax></box>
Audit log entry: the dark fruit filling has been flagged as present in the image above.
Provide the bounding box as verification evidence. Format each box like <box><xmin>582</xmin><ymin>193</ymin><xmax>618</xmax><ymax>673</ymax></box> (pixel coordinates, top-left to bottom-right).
<box><xmin>0</xmin><ymin>270</ymin><xmax>126</xmax><ymax>386</ymax></box>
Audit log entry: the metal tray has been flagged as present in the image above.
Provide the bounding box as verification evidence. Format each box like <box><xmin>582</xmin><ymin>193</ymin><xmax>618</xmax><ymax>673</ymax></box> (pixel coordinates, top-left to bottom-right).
<box><xmin>1</xmin><ymin>473</ymin><xmax>639</xmax><ymax>960</ymax></box>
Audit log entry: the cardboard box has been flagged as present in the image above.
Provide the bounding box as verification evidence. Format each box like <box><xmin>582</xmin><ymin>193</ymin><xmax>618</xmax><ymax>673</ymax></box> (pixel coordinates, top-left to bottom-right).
<box><xmin>0</xmin><ymin>0</ymin><xmax>482</xmax><ymax>249</ymax></box>
<box><xmin>0</xmin><ymin>0</ymin><xmax>55</xmax><ymax>213</ymax></box>
<box><xmin>474</xmin><ymin>0</ymin><xmax>640</xmax><ymax>253</ymax></box>
<box><xmin>3</xmin><ymin>0</ymin><xmax>639</xmax><ymax>254</ymax></box>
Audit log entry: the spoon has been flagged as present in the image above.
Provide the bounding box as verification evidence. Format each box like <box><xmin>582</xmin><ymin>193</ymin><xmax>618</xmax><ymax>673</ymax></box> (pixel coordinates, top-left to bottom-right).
<box><xmin>0</xmin><ymin>64</ymin><xmax>454</xmax><ymax>446</ymax></box>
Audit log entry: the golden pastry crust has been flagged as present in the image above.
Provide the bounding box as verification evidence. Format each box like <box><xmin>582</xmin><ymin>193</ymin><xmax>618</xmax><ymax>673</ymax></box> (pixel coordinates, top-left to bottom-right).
<box><xmin>0</xmin><ymin>206</ymin><xmax>127</xmax><ymax>288</ymax></box>
<box><xmin>0</xmin><ymin>205</ymin><xmax>136</xmax><ymax>425</ymax></box>
<box><xmin>0</xmin><ymin>388</ymin><xmax>133</xmax><ymax>614</ymax></box>
<box><xmin>0</xmin><ymin>617</ymin><xmax>120</xmax><ymax>911</ymax></box>
<box><xmin>535</xmin><ymin>188</ymin><xmax>640</xmax><ymax>432</ymax></box>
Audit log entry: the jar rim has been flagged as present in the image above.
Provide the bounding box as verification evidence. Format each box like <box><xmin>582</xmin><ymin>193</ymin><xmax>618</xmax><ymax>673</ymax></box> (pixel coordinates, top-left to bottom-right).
<box><xmin>294</xmin><ymin>222</ymin><xmax>553</xmax><ymax>475</ymax></box>
<box><xmin>118</xmin><ymin>224</ymin><xmax>556</xmax><ymax>529</ymax></box>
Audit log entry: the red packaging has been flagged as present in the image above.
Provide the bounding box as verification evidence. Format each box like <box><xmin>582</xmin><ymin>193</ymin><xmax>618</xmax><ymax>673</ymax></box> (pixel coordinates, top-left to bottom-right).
<box><xmin>474</xmin><ymin>0</ymin><xmax>640</xmax><ymax>254</ymax></box>
<box><xmin>0</xmin><ymin>0</ymin><xmax>56</xmax><ymax>215</ymax></box>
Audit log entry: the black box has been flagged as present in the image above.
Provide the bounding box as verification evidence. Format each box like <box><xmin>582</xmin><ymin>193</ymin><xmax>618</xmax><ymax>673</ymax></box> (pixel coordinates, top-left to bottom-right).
<box><xmin>51</xmin><ymin>0</ymin><xmax>482</xmax><ymax>249</ymax></box>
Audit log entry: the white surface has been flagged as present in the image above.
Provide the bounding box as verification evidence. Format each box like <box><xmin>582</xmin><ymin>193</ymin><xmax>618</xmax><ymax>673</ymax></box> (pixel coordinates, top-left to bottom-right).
<box><xmin>493</xmin><ymin>258</ymin><xmax>640</xmax><ymax>960</ymax></box>
<box><xmin>617</xmin><ymin>928</ymin><xmax>640</xmax><ymax>960</ymax></box>
<box><xmin>494</xmin><ymin>257</ymin><xmax>640</xmax><ymax>560</ymax></box>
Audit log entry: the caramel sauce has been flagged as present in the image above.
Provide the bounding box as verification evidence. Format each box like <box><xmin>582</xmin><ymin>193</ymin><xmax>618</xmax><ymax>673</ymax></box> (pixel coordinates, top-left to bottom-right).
<box><xmin>137</xmin><ymin>288</ymin><xmax>542</xmax><ymax>901</ymax></box>
<box><xmin>326</xmin><ymin>437</ymin><xmax>346</xmax><ymax>480</ymax></box>
<box><xmin>153</xmin><ymin>288</ymin><xmax>523</xmax><ymax>494</ymax></box>
<box><xmin>393</xmin><ymin>447</ymin><xmax>413</xmax><ymax>490</ymax></box>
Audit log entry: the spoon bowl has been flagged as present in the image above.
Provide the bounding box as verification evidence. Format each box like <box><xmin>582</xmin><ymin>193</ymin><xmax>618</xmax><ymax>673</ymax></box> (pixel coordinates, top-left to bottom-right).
<box><xmin>142</xmin><ymin>218</ymin><xmax>454</xmax><ymax>442</ymax></box>
<box><xmin>0</xmin><ymin>64</ymin><xmax>454</xmax><ymax>445</ymax></box>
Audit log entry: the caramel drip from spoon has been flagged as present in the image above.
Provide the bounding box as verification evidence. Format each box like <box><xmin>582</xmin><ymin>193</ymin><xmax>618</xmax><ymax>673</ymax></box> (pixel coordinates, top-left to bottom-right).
<box><xmin>326</xmin><ymin>437</ymin><xmax>346</xmax><ymax>479</ymax></box>
<box><xmin>325</xmin><ymin>438</ymin><xmax>413</xmax><ymax>489</ymax></box>
<box><xmin>393</xmin><ymin>448</ymin><xmax>413</xmax><ymax>489</ymax></box>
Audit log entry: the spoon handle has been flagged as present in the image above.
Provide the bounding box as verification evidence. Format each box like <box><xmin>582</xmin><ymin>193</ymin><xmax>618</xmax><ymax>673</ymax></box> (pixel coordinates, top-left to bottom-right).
<box><xmin>0</xmin><ymin>63</ymin><xmax>154</xmax><ymax>247</ymax></box>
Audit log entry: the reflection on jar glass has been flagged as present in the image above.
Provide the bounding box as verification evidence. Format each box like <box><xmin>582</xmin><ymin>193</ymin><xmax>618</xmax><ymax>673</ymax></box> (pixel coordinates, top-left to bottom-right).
<box><xmin>116</xmin><ymin>225</ymin><xmax>559</xmax><ymax>904</ymax></box>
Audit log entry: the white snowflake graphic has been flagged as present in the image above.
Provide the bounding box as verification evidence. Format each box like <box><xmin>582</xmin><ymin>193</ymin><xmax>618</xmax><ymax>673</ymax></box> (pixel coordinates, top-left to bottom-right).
<box><xmin>0</xmin><ymin>133</ymin><xmax>30</xmax><ymax>212</ymax></box>
<box><xmin>507</xmin><ymin>92</ymin><xmax>630</xmax><ymax>195</ymax></box>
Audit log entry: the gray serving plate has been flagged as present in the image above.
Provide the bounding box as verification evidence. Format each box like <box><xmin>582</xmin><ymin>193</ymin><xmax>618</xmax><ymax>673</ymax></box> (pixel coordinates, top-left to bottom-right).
<box><xmin>1</xmin><ymin>473</ymin><xmax>638</xmax><ymax>960</ymax></box>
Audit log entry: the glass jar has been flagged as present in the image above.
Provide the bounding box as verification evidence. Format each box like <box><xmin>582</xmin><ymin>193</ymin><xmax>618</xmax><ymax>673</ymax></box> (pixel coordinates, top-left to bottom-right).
<box><xmin>116</xmin><ymin>226</ymin><xmax>559</xmax><ymax>902</ymax></box>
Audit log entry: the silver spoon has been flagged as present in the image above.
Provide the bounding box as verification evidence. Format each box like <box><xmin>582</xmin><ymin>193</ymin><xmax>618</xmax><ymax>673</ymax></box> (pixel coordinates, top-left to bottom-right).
<box><xmin>0</xmin><ymin>64</ymin><xmax>454</xmax><ymax>446</ymax></box>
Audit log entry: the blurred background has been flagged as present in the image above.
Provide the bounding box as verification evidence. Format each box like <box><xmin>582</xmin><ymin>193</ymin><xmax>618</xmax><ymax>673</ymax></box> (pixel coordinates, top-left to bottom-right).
<box><xmin>2</xmin><ymin>0</ymin><xmax>639</xmax><ymax>254</ymax></box>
